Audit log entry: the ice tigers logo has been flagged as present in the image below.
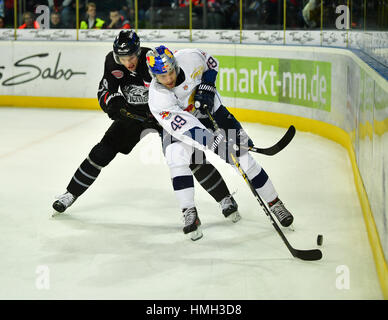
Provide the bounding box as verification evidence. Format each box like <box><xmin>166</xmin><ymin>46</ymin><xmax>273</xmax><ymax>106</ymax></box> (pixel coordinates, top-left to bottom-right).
<box><xmin>122</xmin><ymin>85</ymin><xmax>149</xmax><ymax>105</ymax></box>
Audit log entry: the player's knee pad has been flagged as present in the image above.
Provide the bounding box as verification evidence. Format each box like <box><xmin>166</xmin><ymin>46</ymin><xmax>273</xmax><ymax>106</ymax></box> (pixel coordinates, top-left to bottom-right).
<box><xmin>88</xmin><ymin>142</ymin><xmax>117</xmax><ymax>167</ymax></box>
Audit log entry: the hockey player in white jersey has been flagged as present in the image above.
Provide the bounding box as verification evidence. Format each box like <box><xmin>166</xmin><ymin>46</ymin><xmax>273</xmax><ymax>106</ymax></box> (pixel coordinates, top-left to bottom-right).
<box><xmin>146</xmin><ymin>46</ymin><xmax>294</xmax><ymax>240</ymax></box>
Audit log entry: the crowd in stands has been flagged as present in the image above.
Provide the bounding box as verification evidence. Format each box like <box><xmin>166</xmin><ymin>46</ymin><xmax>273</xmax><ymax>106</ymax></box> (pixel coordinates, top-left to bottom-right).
<box><xmin>0</xmin><ymin>0</ymin><xmax>385</xmax><ymax>30</ymax></box>
<box><xmin>0</xmin><ymin>0</ymin><xmax>132</xmax><ymax>29</ymax></box>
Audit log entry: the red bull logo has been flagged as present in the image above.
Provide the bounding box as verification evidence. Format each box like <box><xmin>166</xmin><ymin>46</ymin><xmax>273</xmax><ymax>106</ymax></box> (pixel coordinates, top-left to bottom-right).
<box><xmin>159</xmin><ymin>111</ymin><xmax>172</xmax><ymax>120</ymax></box>
<box><xmin>164</xmin><ymin>48</ymin><xmax>173</xmax><ymax>58</ymax></box>
<box><xmin>146</xmin><ymin>56</ymin><xmax>155</xmax><ymax>67</ymax></box>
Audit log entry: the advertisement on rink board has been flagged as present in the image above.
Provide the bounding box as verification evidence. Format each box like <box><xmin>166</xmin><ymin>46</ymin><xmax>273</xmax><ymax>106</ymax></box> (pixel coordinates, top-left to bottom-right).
<box><xmin>0</xmin><ymin>52</ymin><xmax>87</xmax><ymax>86</ymax></box>
<box><xmin>0</xmin><ymin>41</ymin><xmax>107</xmax><ymax>97</ymax></box>
<box><xmin>215</xmin><ymin>56</ymin><xmax>331</xmax><ymax>111</ymax></box>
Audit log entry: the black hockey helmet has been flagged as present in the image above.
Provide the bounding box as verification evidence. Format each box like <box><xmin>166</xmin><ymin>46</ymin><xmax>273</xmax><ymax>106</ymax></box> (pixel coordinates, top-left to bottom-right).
<box><xmin>113</xmin><ymin>30</ymin><xmax>141</xmax><ymax>64</ymax></box>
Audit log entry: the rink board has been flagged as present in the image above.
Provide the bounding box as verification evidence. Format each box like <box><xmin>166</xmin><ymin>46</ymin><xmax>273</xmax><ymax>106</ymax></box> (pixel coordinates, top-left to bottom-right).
<box><xmin>0</xmin><ymin>41</ymin><xmax>387</xmax><ymax>298</ymax></box>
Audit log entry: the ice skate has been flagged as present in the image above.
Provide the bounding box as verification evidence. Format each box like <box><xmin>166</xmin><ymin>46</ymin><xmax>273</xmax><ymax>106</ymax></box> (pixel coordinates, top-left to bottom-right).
<box><xmin>268</xmin><ymin>198</ymin><xmax>294</xmax><ymax>227</ymax></box>
<box><xmin>52</xmin><ymin>191</ymin><xmax>77</xmax><ymax>216</ymax></box>
<box><xmin>182</xmin><ymin>207</ymin><xmax>203</xmax><ymax>241</ymax></box>
<box><xmin>219</xmin><ymin>195</ymin><xmax>241</xmax><ymax>223</ymax></box>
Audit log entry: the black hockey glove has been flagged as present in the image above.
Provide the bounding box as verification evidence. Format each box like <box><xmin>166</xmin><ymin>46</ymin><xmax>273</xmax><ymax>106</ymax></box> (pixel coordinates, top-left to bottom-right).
<box><xmin>105</xmin><ymin>92</ymin><xmax>128</xmax><ymax>120</ymax></box>
<box><xmin>194</xmin><ymin>83</ymin><xmax>216</xmax><ymax>114</ymax></box>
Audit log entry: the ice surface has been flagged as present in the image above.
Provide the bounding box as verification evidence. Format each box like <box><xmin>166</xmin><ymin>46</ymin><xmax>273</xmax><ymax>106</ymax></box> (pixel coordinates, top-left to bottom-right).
<box><xmin>0</xmin><ymin>107</ymin><xmax>382</xmax><ymax>299</ymax></box>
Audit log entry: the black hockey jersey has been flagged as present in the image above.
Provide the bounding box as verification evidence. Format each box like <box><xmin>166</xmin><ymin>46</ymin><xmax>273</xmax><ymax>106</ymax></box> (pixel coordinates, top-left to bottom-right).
<box><xmin>97</xmin><ymin>47</ymin><xmax>152</xmax><ymax>119</ymax></box>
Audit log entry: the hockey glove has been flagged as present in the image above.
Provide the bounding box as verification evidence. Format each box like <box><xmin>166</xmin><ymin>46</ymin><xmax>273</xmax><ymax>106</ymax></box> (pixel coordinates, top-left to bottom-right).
<box><xmin>194</xmin><ymin>83</ymin><xmax>216</xmax><ymax>114</ymax></box>
<box><xmin>105</xmin><ymin>93</ymin><xmax>128</xmax><ymax>120</ymax></box>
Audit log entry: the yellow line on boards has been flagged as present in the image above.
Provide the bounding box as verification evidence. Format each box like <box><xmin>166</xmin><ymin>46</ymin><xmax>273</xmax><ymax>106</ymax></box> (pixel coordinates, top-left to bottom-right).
<box><xmin>0</xmin><ymin>96</ymin><xmax>100</xmax><ymax>110</ymax></box>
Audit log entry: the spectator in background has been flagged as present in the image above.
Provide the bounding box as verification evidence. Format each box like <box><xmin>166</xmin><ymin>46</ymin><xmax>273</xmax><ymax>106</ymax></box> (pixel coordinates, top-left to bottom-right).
<box><xmin>207</xmin><ymin>0</ymin><xmax>224</xmax><ymax>29</ymax></box>
<box><xmin>18</xmin><ymin>11</ymin><xmax>40</xmax><ymax>29</ymax></box>
<box><xmin>4</xmin><ymin>0</ymin><xmax>13</xmax><ymax>27</ymax></box>
<box><xmin>222</xmin><ymin>0</ymin><xmax>238</xmax><ymax>29</ymax></box>
<box><xmin>106</xmin><ymin>8</ymin><xmax>131</xmax><ymax>29</ymax></box>
<box><xmin>0</xmin><ymin>16</ymin><xmax>4</xmax><ymax>28</ymax></box>
<box><xmin>298</xmin><ymin>0</ymin><xmax>336</xmax><ymax>29</ymax></box>
<box><xmin>301</xmin><ymin>0</ymin><xmax>320</xmax><ymax>28</ymax></box>
<box><xmin>60</xmin><ymin>0</ymin><xmax>75</xmax><ymax>28</ymax></box>
<box><xmin>286</xmin><ymin>0</ymin><xmax>304</xmax><ymax>28</ymax></box>
<box><xmin>264</xmin><ymin>0</ymin><xmax>282</xmax><ymax>27</ymax></box>
<box><xmin>80</xmin><ymin>2</ymin><xmax>106</xmax><ymax>29</ymax></box>
<box><xmin>120</xmin><ymin>1</ymin><xmax>137</xmax><ymax>24</ymax></box>
<box><xmin>0</xmin><ymin>0</ymin><xmax>4</xmax><ymax>20</ymax></box>
<box><xmin>47</xmin><ymin>0</ymin><xmax>64</xmax><ymax>14</ymax></box>
<box><xmin>178</xmin><ymin>0</ymin><xmax>201</xmax><ymax>8</ymax></box>
<box><xmin>97</xmin><ymin>0</ymin><xmax>128</xmax><ymax>20</ymax></box>
<box><xmin>136</xmin><ymin>0</ymin><xmax>150</xmax><ymax>27</ymax></box>
<box><xmin>50</xmin><ymin>11</ymin><xmax>65</xmax><ymax>28</ymax></box>
<box><xmin>61</xmin><ymin>0</ymin><xmax>86</xmax><ymax>28</ymax></box>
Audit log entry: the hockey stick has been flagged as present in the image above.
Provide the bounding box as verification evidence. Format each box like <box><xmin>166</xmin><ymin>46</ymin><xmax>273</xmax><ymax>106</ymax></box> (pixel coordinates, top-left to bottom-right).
<box><xmin>205</xmin><ymin>109</ymin><xmax>322</xmax><ymax>261</ymax></box>
<box><xmin>120</xmin><ymin>108</ymin><xmax>147</xmax><ymax>122</ymax></box>
<box><xmin>245</xmin><ymin>125</ymin><xmax>296</xmax><ymax>156</ymax></box>
<box><xmin>120</xmin><ymin>108</ymin><xmax>163</xmax><ymax>131</ymax></box>
<box><xmin>121</xmin><ymin>107</ymin><xmax>294</xmax><ymax>155</ymax></box>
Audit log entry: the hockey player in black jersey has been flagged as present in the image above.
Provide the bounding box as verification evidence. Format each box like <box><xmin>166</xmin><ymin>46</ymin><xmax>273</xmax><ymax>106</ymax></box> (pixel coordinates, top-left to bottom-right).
<box><xmin>52</xmin><ymin>30</ymin><xmax>240</xmax><ymax>236</ymax></box>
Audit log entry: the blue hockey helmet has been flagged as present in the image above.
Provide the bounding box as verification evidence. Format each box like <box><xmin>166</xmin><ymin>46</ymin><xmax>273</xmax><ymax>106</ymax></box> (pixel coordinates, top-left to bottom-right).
<box><xmin>146</xmin><ymin>45</ymin><xmax>179</xmax><ymax>78</ymax></box>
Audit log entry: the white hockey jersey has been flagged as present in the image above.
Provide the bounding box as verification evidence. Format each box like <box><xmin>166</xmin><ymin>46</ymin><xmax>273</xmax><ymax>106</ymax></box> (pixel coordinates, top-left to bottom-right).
<box><xmin>148</xmin><ymin>48</ymin><xmax>221</xmax><ymax>151</ymax></box>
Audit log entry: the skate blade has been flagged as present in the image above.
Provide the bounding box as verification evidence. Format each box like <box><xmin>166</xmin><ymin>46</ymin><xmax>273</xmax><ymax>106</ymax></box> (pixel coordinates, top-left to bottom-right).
<box><xmin>51</xmin><ymin>210</ymin><xmax>61</xmax><ymax>218</ymax></box>
<box><xmin>51</xmin><ymin>210</ymin><xmax>66</xmax><ymax>218</ymax></box>
<box><xmin>227</xmin><ymin>211</ymin><xmax>241</xmax><ymax>223</ymax></box>
<box><xmin>189</xmin><ymin>227</ymin><xmax>203</xmax><ymax>241</ymax></box>
<box><xmin>287</xmin><ymin>223</ymin><xmax>295</xmax><ymax>231</ymax></box>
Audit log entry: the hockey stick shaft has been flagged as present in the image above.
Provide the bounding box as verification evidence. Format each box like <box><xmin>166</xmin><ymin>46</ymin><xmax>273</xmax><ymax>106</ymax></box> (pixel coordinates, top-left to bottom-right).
<box><xmin>120</xmin><ymin>108</ymin><xmax>147</xmax><ymax>122</ymax></box>
<box><xmin>205</xmin><ymin>109</ymin><xmax>322</xmax><ymax>261</ymax></box>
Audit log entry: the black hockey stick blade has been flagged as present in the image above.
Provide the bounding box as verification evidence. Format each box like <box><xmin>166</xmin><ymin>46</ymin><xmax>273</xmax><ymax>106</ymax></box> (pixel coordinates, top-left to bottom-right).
<box><xmin>249</xmin><ymin>125</ymin><xmax>296</xmax><ymax>155</ymax></box>
<box><xmin>291</xmin><ymin>248</ymin><xmax>323</xmax><ymax>261</ymax></box>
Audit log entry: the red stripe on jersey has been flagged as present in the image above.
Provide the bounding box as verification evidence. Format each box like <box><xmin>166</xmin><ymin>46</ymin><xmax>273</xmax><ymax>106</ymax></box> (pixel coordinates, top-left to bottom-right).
<box><xmin>103</xmin><ymin>92</ymin><xmax>109</xmax><ymax>103</ymax></box>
